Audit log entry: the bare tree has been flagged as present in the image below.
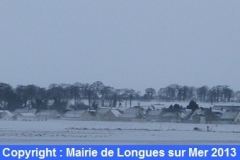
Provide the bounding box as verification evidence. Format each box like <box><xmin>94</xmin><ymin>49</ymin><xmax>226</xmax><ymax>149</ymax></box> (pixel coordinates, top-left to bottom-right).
<box><xmin>197</xmin><ymin>85</ymin><xmax>209</xmax><ymax>102</ymax></box>
<box><xmin>145</xmin><ymin>88</ymin><xmax>156</xmax><ymax>100</ymax></box>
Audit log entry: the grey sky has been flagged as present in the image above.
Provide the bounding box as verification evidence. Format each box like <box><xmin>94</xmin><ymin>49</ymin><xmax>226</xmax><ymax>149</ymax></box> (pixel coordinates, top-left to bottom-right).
<box><xmin>1</xmin><ymin>1</ymin><xmax>240</xmax><ymax>92</ymax></box>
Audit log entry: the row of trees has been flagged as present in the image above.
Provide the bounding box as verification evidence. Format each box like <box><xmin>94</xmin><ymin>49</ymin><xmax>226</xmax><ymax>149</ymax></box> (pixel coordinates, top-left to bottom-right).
<box><xmin>0</xmin><ymin>82</ymin><xmax>239</xmax><ymax>112</ymax></box>
<box><xmin>146</xmin><ymin>84</ymin><xmax>236</xmax><ymax>103</ymax></box>
<box><xmin>0</xmin><ymin>81</ymin><xmax>139</xmax><ymax>112</ymax></box>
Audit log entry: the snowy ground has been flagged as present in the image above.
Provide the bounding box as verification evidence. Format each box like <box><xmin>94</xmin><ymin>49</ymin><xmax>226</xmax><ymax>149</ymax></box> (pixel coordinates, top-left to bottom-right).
<box><xmin>1</xmin><ymin>120</ymin><xmax>240</xmax><ymax>144</ymax></box>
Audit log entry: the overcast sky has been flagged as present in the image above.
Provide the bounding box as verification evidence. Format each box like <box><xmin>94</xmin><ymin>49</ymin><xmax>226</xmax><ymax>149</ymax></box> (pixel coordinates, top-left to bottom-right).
<box><xmin>0</xmin><ymin>1</ymin><xmax>240</xmax><ymax>92</ymax></box>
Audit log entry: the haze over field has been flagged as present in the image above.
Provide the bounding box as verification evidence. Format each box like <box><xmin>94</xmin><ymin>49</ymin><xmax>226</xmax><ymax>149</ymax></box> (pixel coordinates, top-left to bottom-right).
<box><xmin>0</xmin><ymin>1</ymin><xmax>240</xmax><ymax>92</ymax></box>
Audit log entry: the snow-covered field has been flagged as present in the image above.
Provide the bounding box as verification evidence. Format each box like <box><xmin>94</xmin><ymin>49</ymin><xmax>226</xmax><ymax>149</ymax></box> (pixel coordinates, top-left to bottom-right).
<box><xmin>1</xmin><ymin>120</ymin><xmax>240</xmax><ymax>144</ymax></box>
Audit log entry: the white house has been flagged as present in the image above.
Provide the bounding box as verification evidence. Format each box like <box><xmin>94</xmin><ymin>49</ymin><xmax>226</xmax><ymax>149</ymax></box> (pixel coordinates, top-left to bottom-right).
<box><xmin>0</xmin><ymin>110</ymin><xmax>14</xmax><ymax>120</ymax></box>
<box><xmin>103</xmin><ymin>109</ymin><xmax>122</xmax><ymax>121</ymax></box>
<box><xmin>63</xmin><ymin>110</ymin><xmax>93</xmax><ymax>120</ymax></box>
<box><xmin>36</xmin><ymin>109</ymin><xmax>61</xmax><ymax>119</ymax></box>
<box><xmin>220</xmin><ymin>111</ymin><xmax>240</xmax><ymax>124</ymax></box>
<box><xmin>16</xmin><ymin>113</ymin><xmax>36</xmax><ymax>121</ymax></box>
<box><xmin>213</xmin><ymin>105</ymin><xmax>240</xmax><ymax>111</ymax></box>
<box><xmin>119</xmin><ymin>107</ymin><xmax>140</xmax><ymax>121</ymax></box>
<box><xmin>13</xmin><ymin>107</ymin><xmax>38</xmax><ymax>115</ymax></box>
<box><xmin>96</xmin><ymin>108</ymin><xmax>111</xmax><ymax>120</ymax></box>
<box><xmin>146</xmin><ymin>110</ymin><xmax>161</xmax><ymax>121</ymax></box>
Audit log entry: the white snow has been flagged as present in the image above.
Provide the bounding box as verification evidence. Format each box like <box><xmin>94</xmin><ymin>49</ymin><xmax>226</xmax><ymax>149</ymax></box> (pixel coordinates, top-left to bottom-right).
<box><xmin>111</xmin><ymin>109</ymin><xmax>122</xmax><ymax>117</ymax></box>
<box><xmin>1</xmin><ymin>101</ymin><xmax>240</xmax><ymax>144</ymax></box>
<box><xmin>1</xmin><ymin>120</ymin><xmax>240</xmax><ymax>144</ymax></box>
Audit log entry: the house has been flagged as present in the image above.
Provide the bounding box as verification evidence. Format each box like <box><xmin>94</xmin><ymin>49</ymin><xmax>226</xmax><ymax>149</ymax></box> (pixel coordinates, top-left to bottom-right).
<box><xmin>212</xmin><ymin>111</ymin><xmax>223</xmax><ymax>121</ymax></box>
<box><xmin>220</xmin><ymin>111</ymin><xmax>240</xmax><ymax>124</ymax></box>
<box><xmin>35</xmin><ymin>109</ymin><xmax>61</xmax><ymax>119</ymax></box>
<box><xmin>13</xmin><ymin>107</ymin><xmax>38</xmax><ymax>115</ymax></box>
<box><xmin>213</xmin><ymin>105</ymin><xmax>240</xmax><ymax>111</ymax></box>
<box><xmin>160</xmin><ymin>112</ymin><xmax>176</xmax><ymax>122</ymax></box>
<box><xmin>137</xmin><ymin>105</ymin><xmax>161</xmax><ymax>116</ymax></box>
<box><xmin>96</xmin><ymin>108</ymin><xmax>111</xmax><ymax>120</ymax></box>
<box><xmin>156</xmin><ymin>107</ymin><xmax>189</xmax><ymax>122</ymax></box>
<box><xmin>16</xmin><ymin>113</ymin><xmax>36</xmax><ymax>121</ymax></box>
<box><xmin>189</xmin><ymin>108</ymin><xmax>207</xmax><ymax>123</ymax></box>
<box><xmin>13</xmin><ymin>107</ymin><xmax>29</xmax><ymax>115</ymax></box>
<box><xmin>119</xmin><ymin>107</ymin><xmax>141</xmax><ymax>121</ymax></box>
<box><xmin>103</xmin><ymin>109</ymin><xmax>122</xmax><ymax>121</ymax></box>
<box><xmin>178</xmin><ymin>110</ymin><xmax>191</xmax><ymax>121</ymax></box>
<box><xmin>0</xmin><ymin>110</ymin><xmax>14</xmax><ymax>120</ymax></box>
<box><xmin>62</xmin><ymin>110</ymin><xmax>93</xmax><ymax>120</ymax></box>
<box><xmin>146</xmin><ymin>110</ymin><xmax>161</xmax><ymax>121</ymax></box>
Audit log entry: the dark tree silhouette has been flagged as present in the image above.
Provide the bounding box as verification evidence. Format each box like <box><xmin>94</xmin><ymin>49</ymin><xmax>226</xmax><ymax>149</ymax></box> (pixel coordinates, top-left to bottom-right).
<box><xmin>145</xmin><ymin>88</ymin><xmax>156</xmax><ymax>100</ymax></box>
<box><xmin>186</xmin><ymin>100</ymin><xmax>199</xmax><ymax>112</ymax></box>
<box><xmin>0</xmin><ymin>83</ymin><xmax>16</xmax><ymax>110</ymax></box>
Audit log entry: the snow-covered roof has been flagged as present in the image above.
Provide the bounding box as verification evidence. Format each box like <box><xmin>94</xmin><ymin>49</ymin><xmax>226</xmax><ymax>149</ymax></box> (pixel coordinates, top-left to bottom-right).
<box><xmin>14</xmin><ymin>107</ymin><xmax>29</xmax><ymax>113</ymax></box>
<box><xmin>189</xmin><ymin>109</ymin><xmax>206</xmax><ymax>120</ymax></box>
<box><xmin>63</xmin><ymin>110</ymin><xmax>86</xmax><ymax>118</ymax></box>
<box><xmin>178</xmin><ymin>110</ymin><xmax>190</xmax><ymax>119</ymax></box>
<box><xmin>221</xmin><ymin>111</ymin><xmax>240</xmax><ymax>119</ymax></box>
<box><xmin>213</xmin><ymin>105</ymin><xmax>240</xmax><ymax>110</ymax></box>
<box><xmin>0</xmin><ymin>110</ymin><xmax>13</xmax><ymax>117</ymax></box>
<box><xmin>28</xmin><ymin>109</ymin><xmax>38</xmax><ymax>114</ymax></box>
<box><xmin>110</xmin><ymin>109</ymin><xmax>122</xmax><ymax>117</ymax></box>
<box><xmin>19</xmin><ymin>113</ymin><xmax>36</xmax><ymax>117</ymax></box>
<box><xmin>178</xmin><ymin>111</ymin><xmax>188</xmax><ymax>119</ymax></box>
<box><xmin>36</xmin><ymin>110</ymin><xmax>60</xmax><ymax>117</ymax></box>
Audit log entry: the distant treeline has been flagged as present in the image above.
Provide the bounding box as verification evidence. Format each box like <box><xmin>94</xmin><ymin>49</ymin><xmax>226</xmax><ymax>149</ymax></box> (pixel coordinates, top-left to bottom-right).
<box><xmin>0</xmin><ymin>81</ymin><xmax>239</xmax><ymax>112</ymax></box>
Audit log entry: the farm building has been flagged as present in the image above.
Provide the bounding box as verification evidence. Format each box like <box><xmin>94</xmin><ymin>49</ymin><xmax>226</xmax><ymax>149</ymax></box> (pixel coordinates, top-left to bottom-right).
<box><xmin>220</xmin><ymin>111</ymin><xmax>240</xmax><ymax>124</ymax></box>
<box><xmin>13</xmin><ymin>107</ymin><xmax>38</xmax><ymax>115</ymax></box>
<box><xmin>146</xmin><ymin>110</ymin><xmax>161</xmax><ymax>121</ymax></box>
<box><xmin>36</xmin><ymin>109</ymin><xmax>61</xmax><ymax>119</ymax></box>
<box><xmin>96</xmin><ymin>108</ymin><xmax>111</xmax><ymax>120</ymax></box>
<box><xmin>0</xmin><ymin>110</ymin><xmax>14</xmax><ymax>120</ymax></box>
<box><xmin>63</xmin><ymin>110</ymin><xmax>93</xmax><ymax>120</ymax></box>
<box><xmin>119</xmin><ymin>107</ymin><xmax>142</xmax><ymax>121</ymax></box>
<box><xmin>189</xmin><ymin>108</ymin><xmax>207</xmax><ymax>123</ymax></box>
<box><xmin>160</xmin><ymin>112</ymin><xmax>176</xmax><ymax>122</ymax></box>
<box><xmin>103</xmin><ymin>109</ymin><xmax>122</xmax><ymax>121</ymax></box>
<box><xmin>16</xmin><ymin>113</ymin><xmax>36</xmax><ymax>121</ymax></box>
<box><xmin>213</xmin><ymin>105</ymin><xmax>240</xmax><ymax>111</ymax></box>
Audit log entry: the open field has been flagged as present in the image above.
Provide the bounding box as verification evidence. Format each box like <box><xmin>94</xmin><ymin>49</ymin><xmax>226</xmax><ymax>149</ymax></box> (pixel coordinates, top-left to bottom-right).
<box><xmin>1</xmin><ymin>120</ymin><xmax>240</xmax><ymax>144</ymax></box>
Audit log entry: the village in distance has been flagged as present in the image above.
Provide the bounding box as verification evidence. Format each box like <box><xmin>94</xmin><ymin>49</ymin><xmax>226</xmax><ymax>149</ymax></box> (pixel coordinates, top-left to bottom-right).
<box><xmin>0</xmin><ymin>81</ymin><xmax>240</xmax><ymax>125</ymax></box>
